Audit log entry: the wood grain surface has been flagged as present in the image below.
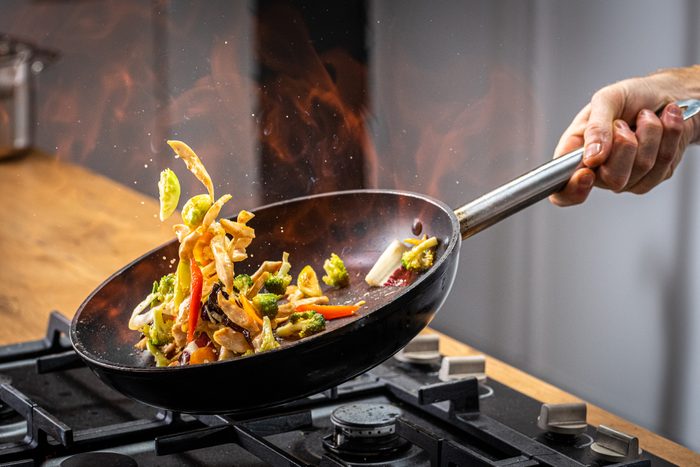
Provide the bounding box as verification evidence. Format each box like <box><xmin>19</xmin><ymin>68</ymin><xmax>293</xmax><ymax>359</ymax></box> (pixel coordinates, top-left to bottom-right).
<box><xmin>0</xmin><ymin>151</ymin><xmax>697</xmax><ymax>465</ymax></box>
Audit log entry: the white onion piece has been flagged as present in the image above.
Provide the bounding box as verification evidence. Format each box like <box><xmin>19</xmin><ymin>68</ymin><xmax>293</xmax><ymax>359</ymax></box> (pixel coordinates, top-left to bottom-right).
<box><xmin>364</xmin><ymin>240</ymin><xmax>409</xmax><ymax>287</ymax></box>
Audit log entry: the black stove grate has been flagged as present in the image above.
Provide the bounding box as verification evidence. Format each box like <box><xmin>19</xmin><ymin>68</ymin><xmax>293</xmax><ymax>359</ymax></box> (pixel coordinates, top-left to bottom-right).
<box><xmin>0</xmin><ymin>312</ymin><xmax>671</xmax><ymax>466</ymax></box>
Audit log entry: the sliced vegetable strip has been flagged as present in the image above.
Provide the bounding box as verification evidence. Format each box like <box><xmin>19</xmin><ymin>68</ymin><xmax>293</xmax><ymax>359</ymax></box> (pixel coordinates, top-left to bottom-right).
<box><xmin>239</xmin><ymin>293</ymin><xmax>264</xmax><ymax>326</ymax></box>
<box><xmin>167</xmin><ymin>140</ymin><xmax>215</xmax><ymax>201</ymax></box>
<box><xmin>294</xmin><ymin>303</ymin><xmax>360</xmax><ymax>320</ymax></box>
<box><xmin>187</xmin><ymin>258</ymin><xmax>203</xmax><ymax>342</ymax></box>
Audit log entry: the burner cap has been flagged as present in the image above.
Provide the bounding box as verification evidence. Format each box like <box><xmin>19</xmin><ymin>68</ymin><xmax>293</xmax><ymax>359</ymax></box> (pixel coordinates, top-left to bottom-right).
<box><xmin>60</xmin><ymin>452</ymin><xmax>138</xmax><ymax>467</ymax></box>
<box><xmin>330</xmin><ymin>403</ymin><xmax>402</xmax><ymax>437</ymax></box>
<box><xmin>324</xmin><ymin>403</ymin><xmax>409</xmax><ymax>459</ymax></box>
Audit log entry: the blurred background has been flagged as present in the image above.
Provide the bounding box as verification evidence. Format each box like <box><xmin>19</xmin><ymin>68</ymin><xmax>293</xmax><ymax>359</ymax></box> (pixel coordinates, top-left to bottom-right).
<box><xmin>1</xmin><ymin>0</ymin><xmax>698</xmax><ymax>452</ymax></box>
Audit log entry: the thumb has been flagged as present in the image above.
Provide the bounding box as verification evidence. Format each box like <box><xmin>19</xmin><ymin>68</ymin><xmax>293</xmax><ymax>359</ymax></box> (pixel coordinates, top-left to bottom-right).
<box><xmin>582</xmin><ymin>89</ymin><xmax>625</xmax><ymax>167</ymax></box>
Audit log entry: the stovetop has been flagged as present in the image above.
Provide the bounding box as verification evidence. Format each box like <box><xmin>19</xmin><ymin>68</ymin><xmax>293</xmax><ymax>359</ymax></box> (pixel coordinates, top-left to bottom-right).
<box><xmin>0</xmin><ymin>312</ymin><xmax>672</xmax><ymax>466</ymax></box>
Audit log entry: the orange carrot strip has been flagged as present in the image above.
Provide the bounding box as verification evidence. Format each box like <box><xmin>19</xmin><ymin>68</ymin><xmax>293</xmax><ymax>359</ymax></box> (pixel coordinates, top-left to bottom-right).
<box><xmin>239</xmin><ymin>294</ymin><xmax>264</xmax><ymax>326</ymax></box>
<box><xmin>294</xmin><ymin>304</ymin><xmax>360</xmax><ymax>320</ymax></box>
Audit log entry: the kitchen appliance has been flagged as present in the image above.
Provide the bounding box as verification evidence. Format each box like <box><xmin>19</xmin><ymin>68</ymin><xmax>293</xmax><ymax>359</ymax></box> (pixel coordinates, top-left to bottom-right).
<box><xmin>0</xmin><ymin>312</ymin><xmax>674</xmax><ymax>466</ymax></box>
<box><xmin>0</xmin><ymin>35</ymin><xmax>56</xmax><ymax>158</ymax></box>
<box><xmin>70</xmin><ymin>101</ymin><xmax>700</xmax><ymax>414</ymax></box>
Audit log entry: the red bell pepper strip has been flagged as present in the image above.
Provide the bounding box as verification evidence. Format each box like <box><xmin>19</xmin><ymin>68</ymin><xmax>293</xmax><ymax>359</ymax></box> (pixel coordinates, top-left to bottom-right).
<box><xmin>187</xmin><ymin>257</ymin><xmax>203</xmax><ymax>343</ymax></box>
<box><xmin>294</xmin><ymin>303</ymin><xmax>360</xmax><ymax>320</ymax></box>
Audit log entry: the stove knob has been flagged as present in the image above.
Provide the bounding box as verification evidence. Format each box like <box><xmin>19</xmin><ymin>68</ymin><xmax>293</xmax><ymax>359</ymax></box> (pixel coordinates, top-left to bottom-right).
<box><xmin>394</xmin><ymin>334</ymin><xmax>441</xmax><ymax>365</ymax></box>
<box><xmin>537</xmin><ymin>402</ymin><xmax>587</xmax><ymax>435</ymax></box>
<box><xmin>589</xmin><ymin>425</ymin><xmax>642</xmax><ymax>462</ymax></box>
<box><xmin>438</xmin><ymin>355</ymin><xmax>486</xmax><ymax>382</ymax></box>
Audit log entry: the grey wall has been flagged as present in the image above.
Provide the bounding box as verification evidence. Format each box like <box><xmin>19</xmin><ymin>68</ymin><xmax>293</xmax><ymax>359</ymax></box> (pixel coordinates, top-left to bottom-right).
<box><xmin>2</xmin><ymin>0</ymin><xmax>697</xmax><ymax>452</ymax></box>
<box><xmin>369</xmin><ymin>0</ymin><xmax>700</xmax><ymax>451</ymax></box>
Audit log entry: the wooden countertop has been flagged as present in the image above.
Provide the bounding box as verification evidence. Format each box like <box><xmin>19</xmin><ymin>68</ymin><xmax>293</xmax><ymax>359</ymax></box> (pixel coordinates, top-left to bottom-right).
<box><xmin>0</xmin><ymin>151</ymin><xmax>698</xmax><ymax>466</ymax></box>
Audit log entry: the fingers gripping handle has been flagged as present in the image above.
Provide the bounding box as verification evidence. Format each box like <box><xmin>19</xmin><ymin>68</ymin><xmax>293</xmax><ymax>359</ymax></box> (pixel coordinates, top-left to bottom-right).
<box><xmin>455</xmin><ymin>99</ymin><xmax>700</xmax><ymax>239</ymax></box>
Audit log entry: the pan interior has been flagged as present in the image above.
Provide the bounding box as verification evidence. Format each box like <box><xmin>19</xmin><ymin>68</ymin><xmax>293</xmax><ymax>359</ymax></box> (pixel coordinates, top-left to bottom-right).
<box><xmin>71</xmin><ymin>190</ymin><xmax>459</xmax><ymax>370</ymax></box>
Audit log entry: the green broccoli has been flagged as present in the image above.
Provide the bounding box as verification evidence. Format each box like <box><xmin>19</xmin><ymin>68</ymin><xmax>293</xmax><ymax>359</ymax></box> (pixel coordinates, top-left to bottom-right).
<box><xmin>265</xmin><ymin>251</ymin><xmax>293</xmax><ymax>294</ymax></box>
<box><xmin>401</xmin><ymin>237</ymin><xmax>438</xmax><ymax>272</ymax></box>
<box><xmin>151</xmin><ymin>273</ymin><xmax>175</xmax><ymax>305</ymax></box>
<box><xmin>146</xmin><ymin>339</ymin><xmax>170</xmax><ymax>367</ymax></box>
<box><xmin>252</xmin><ymin>293</ymin><xmax>280</xmax><ymax>319</ymax></box>
<box><xmin>148</xmin><ymin>307</ymin><xmax>173</xmax><ymax>346</ymax></box>
<box><xmin>322</xmin><ymin>253</ymin><xmax>349</xmax><ymax>287</ymax></box>
<box><xmin>264</xmin><ymin>275</ymin><xmax>292</xmax><ymax>295</ymax></box>
<box><xmin>256</xmin><ymin>316</ymin><xmax>280</xmax><ymax>352</ymax></box>
<box><xmin>233</xmin><ymin>274</ymin><xmax>253</xmax><ymax>294</ymax></box>
<box><xmin>276</xmin><ymin>311</ymin><xmax>326</xmax><ymax>339</ymax></box>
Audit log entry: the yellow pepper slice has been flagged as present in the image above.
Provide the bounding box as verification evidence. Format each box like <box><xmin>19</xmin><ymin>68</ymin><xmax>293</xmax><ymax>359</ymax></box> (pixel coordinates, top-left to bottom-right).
<box><xmin>297</xmin><ymin>265</ymin><xmax>322</xmax><ymax>297</ymax></box>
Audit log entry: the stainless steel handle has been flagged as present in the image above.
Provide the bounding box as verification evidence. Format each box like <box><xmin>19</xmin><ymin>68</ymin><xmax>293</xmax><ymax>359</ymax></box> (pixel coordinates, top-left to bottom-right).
<box><xmin>455</xmin><ymin>99</ymin><xmax>700</xmax><ymax>239</ymax></box>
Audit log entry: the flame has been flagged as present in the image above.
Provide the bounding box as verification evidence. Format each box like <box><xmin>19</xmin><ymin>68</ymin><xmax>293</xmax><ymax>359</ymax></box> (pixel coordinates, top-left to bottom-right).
<box><xmin>254</xmin><ymin>3</ymin><xmax>373</xmax><ymax>202</ymax></box>
<box><xmin>2</xmin><ymin>2</ymin><xmax>533</xmax><ymax>212</ymax></box>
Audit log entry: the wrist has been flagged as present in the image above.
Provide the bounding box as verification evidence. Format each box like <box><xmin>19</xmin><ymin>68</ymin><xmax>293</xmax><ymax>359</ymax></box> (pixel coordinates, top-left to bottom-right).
<box><xmin>650</xmin><ymin>65</ymin><xmax>700</xmax><ymax>144</ymax></box>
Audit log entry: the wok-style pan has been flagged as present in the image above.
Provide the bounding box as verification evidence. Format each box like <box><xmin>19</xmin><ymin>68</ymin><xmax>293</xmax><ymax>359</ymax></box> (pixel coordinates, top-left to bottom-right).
<box><xmin>71</xmin><ymin>100</ymin><xmax>700</xmax><ymax>414</ymax></box>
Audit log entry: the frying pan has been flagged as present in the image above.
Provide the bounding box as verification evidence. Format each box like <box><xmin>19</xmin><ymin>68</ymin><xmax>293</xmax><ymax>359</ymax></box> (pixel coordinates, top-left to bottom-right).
<box><xmin>71</xmin><ymin>100</ymin><xmax>700</xmax><ymax>414</ymax></box>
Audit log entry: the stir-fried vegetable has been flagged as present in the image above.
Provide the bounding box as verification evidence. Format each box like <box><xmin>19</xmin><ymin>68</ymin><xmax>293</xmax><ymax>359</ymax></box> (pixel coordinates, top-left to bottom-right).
<box><xmin>158</xmin><ymin>169</ymin><xmax>181</xmax><ymax>221</ymax></box>
<box><xmin>233</xmin><ymin>274</ymin><xmax>253</xmax><ymax>294</ymax></box>
<box><xmin>131</xmin><ymin>141</ymin><xmax>363</xmax><ymax>367</ymax></box>
<box><xmin>264</xmin><ymin>275</ymin><xmax>291</xmax><ymax>295</ymax></box>
<box><xmin>182</xmin><ymin>194</ymin><xmax>213</xmax><ymax>229</ymax></box>
<box><xmin>252</xmin><ymin>293</ymin><xmax>280</xmax><ymax>319</ymax></box>
<box><xmin>401</xmin><ymin>236</ymin><xmax>438</xmax><ymax>272</ymax></box>
<box><xmin>365</xmin><ymin>236</ymin><xmax>439</xmax><ymax>287</ymax></box>
<box><xmin>297</xmin><ymin>265</ymin><xmax>322</xmax><ymax>297</ymax></box>
<box><xmin>276</xmin><ymin>311</ymin><xmax>326</xmax><ymax>339</ymax></box>
<box><xmin>187</xmin><ymin>258</ymin><xmax>203</xmax><ymax>343</ymax></box>
<box><xmin>255</xmin><ymin>316</ymin><xmax>280</xmax><ymax>352</ymax></box>
<box><xmin>295</xmin><ymin>303</ymin><xmax>361</xmax><ymax>320</ymax></box>
<box><xmin>322</xmin><ymin>253</ymin><xmax>349</xmax><ymax>288</ymax></box>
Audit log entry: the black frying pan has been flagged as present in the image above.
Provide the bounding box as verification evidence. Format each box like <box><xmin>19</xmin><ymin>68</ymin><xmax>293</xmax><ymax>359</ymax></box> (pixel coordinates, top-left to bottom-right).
<box><xmin>71</xmin><ymin>100</ymin><xmax>700</xmax><ymax>414</ymax></box>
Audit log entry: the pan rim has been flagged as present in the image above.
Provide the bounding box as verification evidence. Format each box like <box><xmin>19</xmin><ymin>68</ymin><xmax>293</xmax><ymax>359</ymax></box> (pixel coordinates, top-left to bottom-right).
<box><xmin>70</xmin><ymin>188</ymin><xmax>460</xmax><ymax>373</ymax></box>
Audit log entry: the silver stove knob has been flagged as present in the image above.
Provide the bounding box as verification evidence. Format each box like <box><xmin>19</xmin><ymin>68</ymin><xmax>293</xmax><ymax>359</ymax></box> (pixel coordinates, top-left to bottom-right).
<box><xmin>590</xmin><ymin>425</ymin><xmax>642</xmax><ymax>462</ymax></box>
<box><xmin>537</xmin><ymin>402</ymin><xmax>587</xmax><ymax>435</ymax></box>
<box><xmin>394</xmin><ymin>334</ymin><xmax>441</xmax><ymax>365</ymax></box>
<box><xmin>438</xmin><ymin>355</ymin><xmax>486</xmax><ymax>382</ymax></box>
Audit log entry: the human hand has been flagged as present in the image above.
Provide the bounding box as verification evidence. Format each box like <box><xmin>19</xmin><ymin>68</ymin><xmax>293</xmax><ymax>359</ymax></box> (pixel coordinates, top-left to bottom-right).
<box><xmin>549</xmin><ymin>66</ymin><xmax>700</xmax><ymax>206</ymax></box>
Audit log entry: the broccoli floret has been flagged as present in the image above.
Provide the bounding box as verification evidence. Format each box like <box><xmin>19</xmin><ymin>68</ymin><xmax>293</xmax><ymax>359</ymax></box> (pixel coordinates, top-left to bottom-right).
<box><xmin>252</xmin><ymin>293</ymin><xmax>280</xmax><ymax>319</ymax></box>
<box><xmin>146</xmin><ymin>339</ymin><xmax>170</xmax><ymax>367</ymax></box>
<box><xmin>233</xmin><ymin>274</ymin><xmax>253</xmax><ymax>294</ymax></box>
<box><xmin>151</xmin><ymin>273</ymin><xmax>175</xmax><ymax>305</ymax></box>
<box><xmin>276</xmin><ymin>311</ymin><xmax>326</xmax><ymax>339</ymax></box>
<box><xmin>322</xmin><ymin>253</ymin><xmax>349</xmax><ymax>287</ymax></box>
<box><xmin>401</xmin><ymin>237</ymin><xmax>438</xmax><ymax>272</ymax></box>
<box><xmin>256</xmin><ymin>316</ymin><xmax>280</xmax><ymax>352</ymax></box>
<box><xmin>264</xmin><ymin>275</ymin><xmax>292</xmax><ymax>295</ymax></box>
<box><xmin>148</xmin><ymin>307</ymin><xmax>173</xmax><ymax>346</ymax></box>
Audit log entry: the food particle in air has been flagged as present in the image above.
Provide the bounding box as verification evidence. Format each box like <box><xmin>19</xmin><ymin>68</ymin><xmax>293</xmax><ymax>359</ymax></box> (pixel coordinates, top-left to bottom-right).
<box><xmin>158</xmin><ymin>168</ymin><xmax>180</xmax><ymax>221</ymax></box>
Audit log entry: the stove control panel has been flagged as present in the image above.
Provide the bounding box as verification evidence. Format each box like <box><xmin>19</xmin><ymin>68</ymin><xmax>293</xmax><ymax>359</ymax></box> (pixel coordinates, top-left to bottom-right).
<box><xmin>438</xmin><ymin>355</ymin><xmax>486</xmax><ymax>382</ymax></box>
<box><xmin>537</xmin><ymin>402</ymin><xmax>587</xmax><ymax>436</ymax></box>
<box><xmin>394</xmin><ymin>334</ymin><xmax>441</xmax><ymax>365</ymax></box>
<box><xmin>590</xmin><ymin>424</ymin><xmax>643</xmax><ymax>462</ymax></box>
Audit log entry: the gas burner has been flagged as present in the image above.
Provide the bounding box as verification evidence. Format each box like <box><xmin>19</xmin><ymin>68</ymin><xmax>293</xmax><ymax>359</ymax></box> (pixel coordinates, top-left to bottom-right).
<box><xmin>59</xmin><ymin>452</ymin><xmax>138</xmax><ymax>467</ymax></box>
<box><xmin>323</xmin><ymin>403</ymin><xmax>410</xmax><ymax>460</ymax></box>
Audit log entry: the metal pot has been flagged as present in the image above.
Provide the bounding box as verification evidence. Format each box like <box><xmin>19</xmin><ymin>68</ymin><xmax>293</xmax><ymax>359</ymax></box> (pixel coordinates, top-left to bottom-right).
<box><xmin>0</xmin><ymin>35</ymin><xmax>56</xmax><ymax>158</ymax></box>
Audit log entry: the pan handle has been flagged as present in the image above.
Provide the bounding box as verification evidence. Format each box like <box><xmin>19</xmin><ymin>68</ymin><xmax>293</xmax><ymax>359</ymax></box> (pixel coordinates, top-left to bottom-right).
<box><xmin>455</xmin><ymin>99</ymin><xmax>700</xmax><ymax>239</ymax></box>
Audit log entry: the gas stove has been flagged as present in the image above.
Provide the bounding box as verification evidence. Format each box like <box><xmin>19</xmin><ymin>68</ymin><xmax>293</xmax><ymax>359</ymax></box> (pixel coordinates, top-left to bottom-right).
<box><xmin>0</xmin><ymin>312</ymin><xmax>671</xmax><ymax>466</ymax></box>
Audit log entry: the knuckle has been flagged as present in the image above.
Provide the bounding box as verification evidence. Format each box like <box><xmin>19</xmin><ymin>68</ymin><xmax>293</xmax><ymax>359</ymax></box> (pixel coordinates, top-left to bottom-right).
<box><xmin>657</xmin><ymin>149</ymin><xmax>676</xmax><ymax>165</ymax></box>
<box><xmin>635</xmin><ymin>156</ymin><xmax>655</xmax><ymax>173</ymax></box>
<box><xmin>585</xmin><ymin>122</ymin><xmax>612</xmax><ymax>142</ymax></box>
<box><xmin>614</xmin><ymin>134</ymin><xmax>638</xmax><ymax>151</ymax></box>
<box><xmin>641</xmin><ymin>116</ymin><xmax>663</xmax><ymax>134</ymax></box>
<box><xmin>664</xmin><ymin>119</ymin><xmax>683</xmax><ymax>136</ymax></box>
<box><xmin>599</xmin><ymin>169</ymin><xmax>628</xmax><ymax>191</ymax></box>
